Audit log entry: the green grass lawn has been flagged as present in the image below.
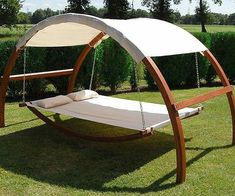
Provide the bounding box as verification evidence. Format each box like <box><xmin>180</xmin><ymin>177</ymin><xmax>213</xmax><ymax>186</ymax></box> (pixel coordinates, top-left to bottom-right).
<box><xmin>1</xmin><ymin>24</ymin><xmax>235</xmax><ymax>42</ymax></box>
<box><xmin>0</xmin><ymin>25</ymin><xmax>31</xmax><ymax>41</ymax></box>
<box><xmin>0</xmin><ymin>87</ymin><xmax>235</xmax><ymax>195</ymax></box>
<box><xmin>179</xmin><ymin>24</ymin><xmax>235</xmax><ymax>33</ymax></box>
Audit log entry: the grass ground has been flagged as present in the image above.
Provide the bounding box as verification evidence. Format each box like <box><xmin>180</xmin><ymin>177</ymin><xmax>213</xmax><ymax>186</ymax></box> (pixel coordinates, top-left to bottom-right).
<box><xmin>0</xmin><ymin>87</ymin><xmax>235</xmax><ymax>195</ymax></box>
<box><xmin>0</xmin><ymin>25</ymin><xmax>31</xmax><ymax>41</ymax></box>
<box><xmin>179</xmin><ymin>24</ymin><xmax>235</xmax><ymax>33</ymax></box>
<box><xmin>0</xmin><ymin>24</ymin><xmax>235</xmax><ymax>42</ymax></box>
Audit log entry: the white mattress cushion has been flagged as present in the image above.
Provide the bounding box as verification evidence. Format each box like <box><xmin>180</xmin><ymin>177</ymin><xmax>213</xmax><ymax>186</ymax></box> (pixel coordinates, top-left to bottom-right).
<box><xmin>34</xmin><ymin>95</ymin><xmax>73</xmax><ymax>109</ymax></box>
<box><xmin>67</xmin><ymin>90</ymin><xmax>98</xmax><ymax>101</ymax></box>
<box><xmin>27</xmin><ymin>95</ymin><xmax>202</xmax><ymax>131</ymax></box>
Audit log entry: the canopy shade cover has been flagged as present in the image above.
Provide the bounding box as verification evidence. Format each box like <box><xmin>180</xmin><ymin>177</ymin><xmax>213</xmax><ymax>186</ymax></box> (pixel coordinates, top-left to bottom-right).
<box><xmin>16</xmin><ymin>13</ymin><xmax>207</xmax><ymax>62</ymax></box>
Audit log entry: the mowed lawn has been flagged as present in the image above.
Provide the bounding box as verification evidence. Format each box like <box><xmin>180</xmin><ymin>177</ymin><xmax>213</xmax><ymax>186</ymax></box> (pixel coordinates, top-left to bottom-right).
<box><xmin>179</xmin><ymin>24</ymin><xmax>235</xmax><ymax>33</ymax></box>
<box><xmin>0</xmin><ymin>24</ymin><xmax>235</xmax><ymax>42</ymax></box>
<box><xmin>0</xmin><ymin>87</ymin><xmax>234</xmax><ymax>195</ymax></box>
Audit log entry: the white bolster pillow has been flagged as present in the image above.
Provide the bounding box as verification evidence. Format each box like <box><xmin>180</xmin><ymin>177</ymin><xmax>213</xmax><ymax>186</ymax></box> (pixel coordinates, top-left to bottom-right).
<box><xmin>67</xmin><ymin>90</ymin><xmax>98</xmax><ymax>101</ymax></box>
<box><xmin>35</xmin><ymin>95</ymin><xmax>73</xmax><ymax>109</ymax></box>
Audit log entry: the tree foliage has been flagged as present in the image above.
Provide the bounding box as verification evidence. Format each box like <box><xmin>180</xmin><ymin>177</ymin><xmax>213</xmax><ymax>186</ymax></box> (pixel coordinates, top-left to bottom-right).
<box><xmin>103</xmin><ymin>0</ymin><xmax>130</xmax><ymax>19</ymax></box>
<box><xmin>65</xmin><ymin>0</ymin><xmax>90</xmax><ymax>13</ymax></box>
<box><xmin>190</xmin><ymin>0</ymin><xmax>222</xmax><ymax>32</ymax></box>
<box><xmin>129</xmin><ymin>8</ymin><xmax>151</xmax><ymax>18</ymax></box>
<box><xmin>17</xmin><ymin>12</ymin><xmax>31</xmax><ymax>24</ymax></box>
<box><xmin>142</xmin><ymin>0</ymin><xmax>181</xmax><ymax>22</ymax></box>
<box><xmin>101</xmin><ymin>39</ymin><xmax>131</xmax><ymax>93</ymax></box>
<box><xmin>227</xmin><ymin>13</ymin><xmax>235</xmax><ymax>25</ymax></box>
<box><xmin>31</xmin><ymin>8</ymin><xmax>59</xmax><ymax>24</ymax></box>
<box><xmin>0</xmin><ymin>0</ymin><xmax>22</xmax><ymax>25</ymax></box>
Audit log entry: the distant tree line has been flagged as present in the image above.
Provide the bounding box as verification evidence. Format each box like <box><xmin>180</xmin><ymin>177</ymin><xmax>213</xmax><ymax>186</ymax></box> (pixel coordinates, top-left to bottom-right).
<box><xmin>16</xmin><ymin>8</ymin><xmax>235</xmax><ymax>26</ymax></box>
<box><xmin>1</xmin><ymin>0</ymin><xmax>235</xmax><ymax>29</ymax></box>
<box><xmin>182</xmin><ymin>12</ymin><xmax>235</xmax><ymax>25</ymax></box>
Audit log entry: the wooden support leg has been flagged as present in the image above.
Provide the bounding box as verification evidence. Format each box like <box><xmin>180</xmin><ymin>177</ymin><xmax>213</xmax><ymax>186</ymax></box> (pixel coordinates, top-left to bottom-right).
<box><xmin>204</xmin><ymin>50</ymin><xmax>235</xmax><ymax>145</ymax></box>
<box><xmin>227</xmin><ymin>92</ymin><xmax>235</xmax><ymax>145</ymax></box>
<box><xmin>170</xmin><ymin>112</ymin><xmax>186</xmax><ymax>183</ymax></box>
<box><xmin>143</xmin><ymin>57</ymin><xmax>186</xmax><ymax>183</ymax></box>
<box><xmin>0</xmin><ymin>98</ymin><xmax>5</xmax><ymax>128</ymax></box>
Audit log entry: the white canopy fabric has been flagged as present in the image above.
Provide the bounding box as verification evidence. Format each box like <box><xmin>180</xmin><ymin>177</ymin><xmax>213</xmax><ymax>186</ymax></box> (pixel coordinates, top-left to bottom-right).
<box><xmin>17</xmin><ymin>13</ymin><xmax>207</xmax><ymax>63</ymax></box>
<box><xmin>26</xmin><ymin>96</ymin><xmax>202</xmax><ymax>131</ymax></box>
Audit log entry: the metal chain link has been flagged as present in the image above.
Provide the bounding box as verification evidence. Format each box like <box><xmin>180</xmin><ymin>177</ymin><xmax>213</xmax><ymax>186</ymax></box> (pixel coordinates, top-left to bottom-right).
<box><xmin>22</xmin><ymin>48</ymin><xmax>27</xmax><ymax>103</ymax></box>
<box><xmin>195</xmin><ymin>52</ymin><xmax>200</xmax><ymax>89</ymax></box>
<box><xmin>195</xmin><ymin>52</ymin><xmax>203</xmax><ymax>107</ymax></box>
<box><xmin>89</xmin><ymin>48</ymin><xmax>97</xmax><ymax>90</ymax></box>
<box><xmin>133</xmin><ymin>60</ymin><xmax>146</xmax><ymax>130</ymax></box>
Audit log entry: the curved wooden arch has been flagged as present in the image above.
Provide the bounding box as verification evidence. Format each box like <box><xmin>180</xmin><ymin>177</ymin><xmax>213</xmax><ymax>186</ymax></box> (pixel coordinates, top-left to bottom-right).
<box><xmin>27</xmin><ymin>106</ymin><xmax>153</xmax><ymax>142</ymax></box>
<box><xmin>67</xmin><ymin>32</ymin><xmax>106</xmax><ymax>93</ymax></box>
<box><xmin>0</xmin><ymin>30</ymin><xmax>234</xmax><ymax>184</ymax></box>
<box><xmin>67</xmin><ymin>43</ymin><xmax>186</xmax><ymax>182</ymax></box>
<box><xmin>203</xmin><ymin>50</ymin><xmax>235</xmax><ymax>145</ymax></box>
<box><xmin>0</xmin><ymin>48</ymin><xmax>21</xmax><ymax>127</ymax></box>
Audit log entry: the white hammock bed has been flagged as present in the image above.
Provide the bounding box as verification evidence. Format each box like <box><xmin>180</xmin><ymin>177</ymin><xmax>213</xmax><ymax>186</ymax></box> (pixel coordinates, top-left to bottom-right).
<box><xmin>26</xmin><ymin>95</ymin><xmax>202</xmax><ymax>132</ymax></box>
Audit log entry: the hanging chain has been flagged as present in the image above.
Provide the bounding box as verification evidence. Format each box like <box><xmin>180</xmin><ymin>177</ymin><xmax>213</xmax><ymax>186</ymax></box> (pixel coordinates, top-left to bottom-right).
<box><xmin>89</xmin><ymin>48</ymin><xmax>97</xmax><ymax>90</ymax></box>
<box><xmin>195</xmin><ymin>52</ymin><xmax>200</xmax><ymax>89</ymax></box>
<box><xmin>195</xmin><ymin>52</ymin><xmax>203</xmax><ymax>107</ymax></box>
<box><xmin>22</xmin><ymin>48</ymin><xmax>27</xmax><ymax>103</ymax></box>
<box><xmin>133</xmin><ymin>60</ymin><xmax>146</xmax><ymax>130</ymax></box>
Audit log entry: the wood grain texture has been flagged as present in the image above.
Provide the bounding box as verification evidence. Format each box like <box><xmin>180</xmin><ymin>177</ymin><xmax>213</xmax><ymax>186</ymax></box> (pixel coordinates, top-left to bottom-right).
<box><xmin>1</xmin><ymin>69</ymin><xmax>73</xmax><ymax>81</ymax></box>
<box><xmin>174</xmin><ymin>86</ymin><xmax>233</xmax><ymax>110</ymax></box>
<box><xmin>143</xmin><ymin>57</ymin><xmax>186</xmax><ymax>184</ymax></box>
<box><xmin>27</xmin><ymin>106</ymin><xmax>153</xmax><ymax>142</ymax></box>
<box><xmin>204</xmin><ymin>50</ymin><xmax>235</xmax><ymax>145</ymax></box>
<box><xmin>0</xmin><ymin>48</ymin><xmax>21</xmax><ymax>127</ymax></box>
<box><xmin>67</xmin><ymin>32</ymin><xmax>106</xmax><ymax>93</ymax></box>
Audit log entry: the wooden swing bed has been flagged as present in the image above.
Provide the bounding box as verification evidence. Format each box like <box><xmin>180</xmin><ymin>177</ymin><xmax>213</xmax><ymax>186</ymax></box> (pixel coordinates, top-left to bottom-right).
<box><xmin>0</xmin><ymin>14</ymin><xmax>234</xmax><ymax>184</ymax></box>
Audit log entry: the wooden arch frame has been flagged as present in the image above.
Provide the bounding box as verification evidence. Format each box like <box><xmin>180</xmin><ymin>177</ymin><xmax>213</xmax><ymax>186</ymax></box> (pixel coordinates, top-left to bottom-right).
<box><xmin>1</xmin><ymin>30</ymin><xmax>235</xmax><ymax>184</ymax></box>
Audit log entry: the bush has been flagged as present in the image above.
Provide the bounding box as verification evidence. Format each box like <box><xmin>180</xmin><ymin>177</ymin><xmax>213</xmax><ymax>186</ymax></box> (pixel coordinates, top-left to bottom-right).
<box><xmin>129</xmin><ymin>61</ymin><xmax>145</xmax><ymax>91</ymax></box>
<box><xmin>0</xmin><ymin>40</ymin><xmax>21</xmax><ymax>97</ymax></box>
<box><xmin>211</xmin><ymin>32</ymin><xmax>235</xmax><ymax>82</ymax></box>
<box><xmin>45</xmin><ymin>46</ymin><xmax>83</xmax><ymax>94</ymax></box>
<box><xmin>145</xmin><ymin>33</ymin><xmax>212</xmax><ymax>89</ymax></box>
<box><xmin>23</xmin><ymin>47</ymin><xmax>48</xmax><ymax>98</ymax></box>
<box><xmin>1</xmin><ymin>32</ymin><xmax>235</xmax><ymax>98</ymax></box>
<box><xmin>78</xmin><ymin>44</ymin><xmax>104</xmax><ymax>91</ymax></box>
<box><xmin>0</xmin><ymin>41</ymin><xmax>48</xmax><ymax>98</ymax></box>
<box><xmin>101</xmin><ymin>38</ymin><xmax>131</xmax><ymax>93</ymax></box>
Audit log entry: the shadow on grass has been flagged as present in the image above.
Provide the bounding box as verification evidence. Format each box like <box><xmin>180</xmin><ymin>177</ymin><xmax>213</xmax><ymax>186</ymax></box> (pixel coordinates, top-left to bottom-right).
<box><xmin>0</xmin><ymin>118</ymin><xmax>232</xmax><ymax>193</ymax></box>
<box><xmin>5</xmin><ymin>114</ymin><xmax>54</xmax><ymax>128</ymax></box>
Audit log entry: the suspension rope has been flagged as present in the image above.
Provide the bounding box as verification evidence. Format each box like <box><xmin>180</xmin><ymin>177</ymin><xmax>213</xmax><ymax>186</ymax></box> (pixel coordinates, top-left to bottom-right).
<box><xmin>195</xmin><ymin>52</ymin><xmax>200</xmax><ymax>89</ymax></box>
<box><xmin>22</xmin><ymin>48</ymin><xmax>27</xmax><ymax>103</ymax></box>
<box><xmin>195</xmin><ymin>52</ymin><xmax>203</xmax><ymax>107</ymax></box>
<box><xmin>89</xmin><ymin>48</ymin><xmax>97</xmax><ymax>90</ymax></box>
<box><xmin>133</xmin><ymin>59</ymin><xmax>146</xmax><ymax>130</ymax></box>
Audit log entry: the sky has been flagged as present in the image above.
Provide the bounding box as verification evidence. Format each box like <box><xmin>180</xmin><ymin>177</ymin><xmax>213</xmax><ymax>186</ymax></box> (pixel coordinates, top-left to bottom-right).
<box><xmin>21</xmin><ymin>0</ymin><xmax>235</xmax><ymax>16</ymax></box>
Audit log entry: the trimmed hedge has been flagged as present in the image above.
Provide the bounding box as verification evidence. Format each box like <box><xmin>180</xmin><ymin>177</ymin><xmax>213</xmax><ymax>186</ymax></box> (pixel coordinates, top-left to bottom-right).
<box><xmin>211</xmin><ymin>33</ymin><xmax>235</xmax><ymax>82</ymax></box>
<box><xmin>0</xmin><ymin>38</ymin><xmax>131</xmax><ymax>97</ymax></box>
<box><xmin>0</xmin><ymin>32</ymin><xmax>235</xmax><ymax>97</ymax></box>
<box><xmin>145</xmin><ymin>32</ymin><xmax>235</xmax><ymax>89</ymax></box>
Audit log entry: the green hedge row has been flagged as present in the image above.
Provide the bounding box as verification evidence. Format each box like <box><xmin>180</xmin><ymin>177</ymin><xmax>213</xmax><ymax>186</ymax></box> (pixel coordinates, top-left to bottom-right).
<box><xmin>0</xmin><ymin>39</ymin><xmax>133</xmax><ymax>98</ymax></box>
<box><xmin>145</xmin><ymin>32</ymin><xmax>235</xmax><ymax>89</ymax></box>
<box><xmin>0</xmin><ymin>32</ymin><xmax>235</xmax><ymax>98</ymax></box>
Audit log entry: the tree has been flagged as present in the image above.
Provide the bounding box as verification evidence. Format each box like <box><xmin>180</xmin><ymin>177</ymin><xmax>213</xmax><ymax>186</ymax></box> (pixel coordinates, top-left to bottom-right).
<box><xmin>17</xmin><ymin>12</ymin><xmax>30</xmax><ymax>24</ymax></box>
<box><xmin>31</xmin><ymin>8</ymin><xmax>58</xmax><ymax>24</ymax></box>
<box><xmin>0</xmin><ymin>0</ymin><xmax>22</xmax><ymax>25</ymax></box>
<box><xmin>181</xmin><ymin>14</ymin><xmax>197</xmax><ymax>24</ymax></box>
<box><xmin>129</xmin><ymin>9</ymin><xmax>151</xmax><ymax>18</ymax></box>
<box><xmin>227</xmin><ymin>13</ymin><xmax>235</xmax><ymax>25</ymax></box>
<box><xmin>65</xmin><ymin>0</ymin><xmax>90</xmax><ymax>13</ymax></box>
<box><xmin>103</xmin><ymin>0</ymin><xmax>130</xmax><ymax>19</ymax></box>
<box><xmin>171</xmin><ymin>10</ymin><xmax>181</xmax><ymax>23</ymax></box>
<box><xmin>101</xmin><ymin>39</ymin><xmax>130</xmax><ymax>94</ymax></box>
<box><xmin>142</xmin><ymin>0</ymin><xmax>181</xmax><ymax>22</ymax></box>
<box><xmin>190</xmin><ymin>0</ymin><xmax>222</xmax><ymax>32</ymax></box>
